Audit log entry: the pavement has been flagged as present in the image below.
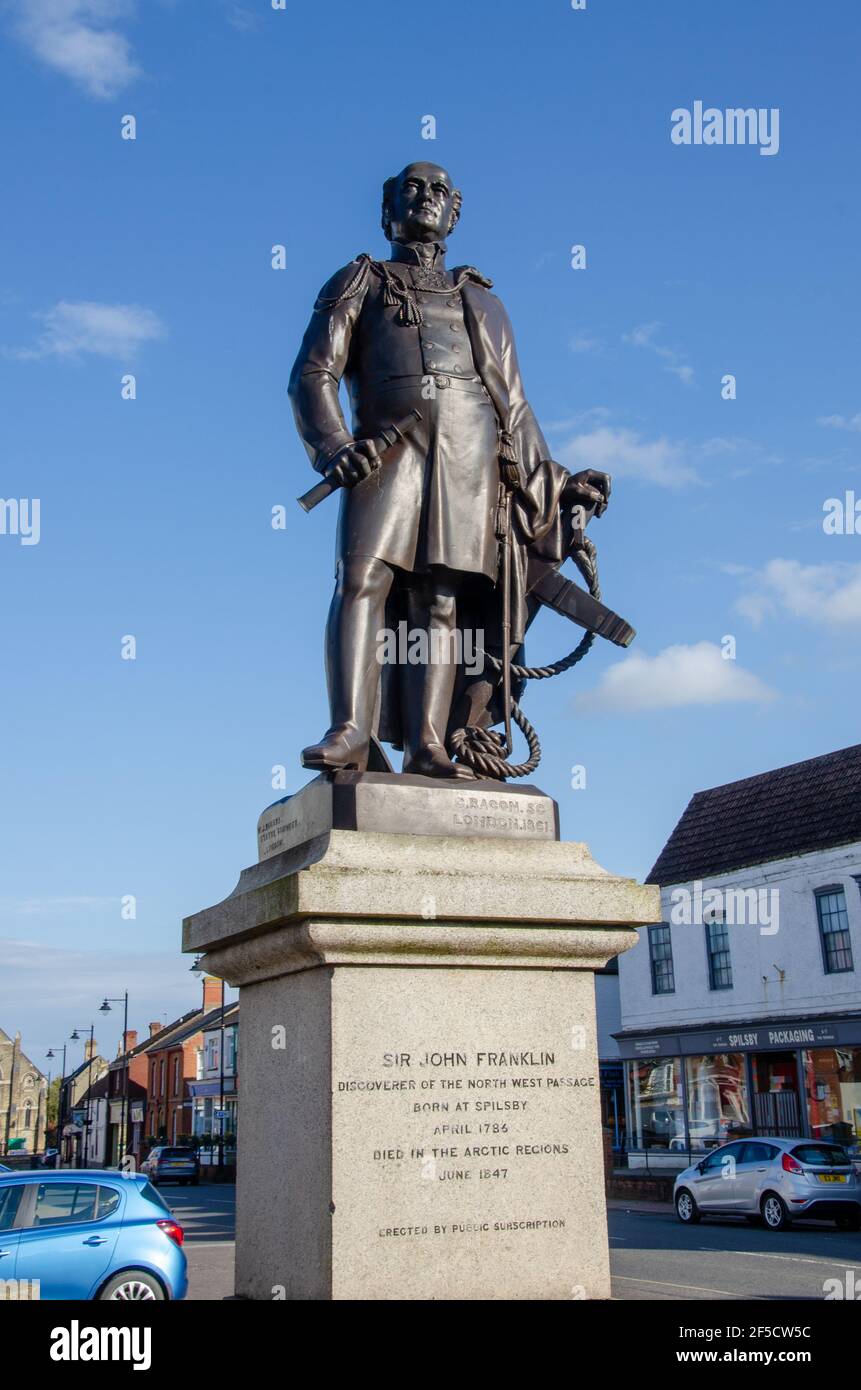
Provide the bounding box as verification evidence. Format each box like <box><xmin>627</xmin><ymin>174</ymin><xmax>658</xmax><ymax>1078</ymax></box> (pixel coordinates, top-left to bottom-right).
<box><xmin>161</xmin><ymin>1185</ymin><xmax>860</xmax><ymax>1300</ymax></box>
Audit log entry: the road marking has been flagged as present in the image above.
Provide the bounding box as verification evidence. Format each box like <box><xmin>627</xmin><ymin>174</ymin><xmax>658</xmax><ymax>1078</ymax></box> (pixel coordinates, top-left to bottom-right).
<box><xmin>697</xmin><ymin>1246</ymin><xmax>859</xmax><ymax>1270</ymax></box>
<box><xmin>613</xmin><ymin>1275</ymin><xmax>754</xmax><ymax>1299</ymax></box>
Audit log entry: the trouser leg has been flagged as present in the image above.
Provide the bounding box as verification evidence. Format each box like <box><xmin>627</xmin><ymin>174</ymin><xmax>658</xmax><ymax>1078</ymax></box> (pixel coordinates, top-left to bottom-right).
<box><xmin>402</xmin><ymin>571</ymin><xmax>473</xmax><ymax>779</ymax></box>
<box><xmin>302</xmin><ymin>555</ymin><xmax>394</xmax><ymax>772</ymax></box>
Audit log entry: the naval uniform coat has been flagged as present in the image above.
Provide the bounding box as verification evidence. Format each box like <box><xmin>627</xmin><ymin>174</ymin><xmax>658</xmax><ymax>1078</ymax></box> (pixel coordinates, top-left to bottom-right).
<box><xmin>289</xmin><ymin>240</ymin><xmax>573</xmax><ymax>637</ymax></box>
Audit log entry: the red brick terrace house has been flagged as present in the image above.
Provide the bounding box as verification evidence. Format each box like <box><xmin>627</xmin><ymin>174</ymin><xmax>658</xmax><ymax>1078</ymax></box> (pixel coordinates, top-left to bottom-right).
<box><xmin>144</xmin><ymin>977</ymin><xmax>224</xmax><ymax>1150</ymax></box>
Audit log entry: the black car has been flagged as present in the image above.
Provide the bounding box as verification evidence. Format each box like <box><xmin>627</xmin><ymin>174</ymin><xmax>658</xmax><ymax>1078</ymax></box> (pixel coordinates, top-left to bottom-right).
<box><xmin>141</xmin><ymin>1146</ymin><xmax>200</xmax><ymax>1186</ymax></box>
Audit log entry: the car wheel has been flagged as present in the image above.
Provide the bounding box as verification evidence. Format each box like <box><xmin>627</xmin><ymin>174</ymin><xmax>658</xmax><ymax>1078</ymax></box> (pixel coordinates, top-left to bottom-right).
<box><xmin>99</xmin><ymin>1270</ymin><xmax>165</xmax><ymax>1301</ymax></box>
<box><xmin>836</xmin><ymin>1212</ymin><xmax>861</xmax><ymax>1231</ymax></box>
<box><xmin>676</xmin><ymin>1189</ymin><xmax>700</xmax><ymax>1224</ymax></box>
<box><xmin>180</xmin><ymin>1179</ymin><xmax>189</xmax><ymax>1186</ymax></box>
<box><xmin>762</xmin><ymin>1192</ymin><xmax>792</xmax><ymax>1231</ymax></box>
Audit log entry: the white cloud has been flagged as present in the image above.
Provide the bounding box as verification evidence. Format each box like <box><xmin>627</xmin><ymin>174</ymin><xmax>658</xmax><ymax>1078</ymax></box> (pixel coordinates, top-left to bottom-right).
<box><xmin>575</xmin><ymin>641</ymin><xmax>777</xmax><ymax>714</ymax></box>
<box><xmin>11</xmin><ymin>0</ymin><xmax>140</xmax><ymax>99</ymax></box>
<box><xmin>623</xmin><ymin>321</ymin><xmax>695</xmax><ymax>387</ymax></box>
<box><xmin>569</xmin><ymin>330</ymin><xmax>605</xmax><ymax>354</ymax></box>
<box><xmin>555</xmin><ymin>424</ymin><xmax>700</xmax><ymax>488</ymax></box>
<box><xmin>818</xmin><ymin>413</ymin><xmax>861</xmax><ymax>433</ymax></box>
<box><xmin>0</xmin><ymin>895</ymin><xmax>111</xmax><ymax>917</ymax></box>
<box><xmin>9</xmin><ymin>300</ymin><xmax>166</xmax><ymax>361</ymax></box>
<box><xmin>735</xmin><ymin>559</ymin><xmax>861</xmax><ymax>629</ymax></box>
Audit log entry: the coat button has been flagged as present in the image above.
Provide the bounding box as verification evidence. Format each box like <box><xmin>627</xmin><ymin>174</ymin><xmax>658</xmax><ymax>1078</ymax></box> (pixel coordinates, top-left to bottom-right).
<box><xmin>434</xmin><ymin>375</ymin><xmax>449</xmax><ymax>388</ymax></box>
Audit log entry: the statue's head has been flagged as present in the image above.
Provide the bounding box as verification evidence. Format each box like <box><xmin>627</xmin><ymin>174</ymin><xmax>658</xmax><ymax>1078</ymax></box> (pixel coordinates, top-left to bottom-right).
<box><xmin>381</xmin><ymin>162</ymin><xmax>462</xmax><ymax>244</ymax></box>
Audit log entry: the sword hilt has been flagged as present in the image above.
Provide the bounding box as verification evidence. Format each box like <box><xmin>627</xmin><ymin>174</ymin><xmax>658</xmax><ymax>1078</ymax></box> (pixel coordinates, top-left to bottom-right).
<box><xmin>297</xmin><ymin>409</ymin><xmax>422</xmax><ymax>513</ymax></box>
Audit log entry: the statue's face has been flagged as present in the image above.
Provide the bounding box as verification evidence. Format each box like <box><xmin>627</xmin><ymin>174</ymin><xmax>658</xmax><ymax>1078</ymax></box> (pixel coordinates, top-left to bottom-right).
<box><xmin>389</xmin><ymin>163</ymin><xmax>456</xmax><ymax>243</ymax></box>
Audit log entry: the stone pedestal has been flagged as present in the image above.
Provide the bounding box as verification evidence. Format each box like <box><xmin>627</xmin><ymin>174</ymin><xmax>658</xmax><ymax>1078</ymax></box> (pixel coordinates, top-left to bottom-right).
<box><xmin>183</xmin><ymin>800</ymin><xmax>660</xmax><ymax>1301</ymax></box>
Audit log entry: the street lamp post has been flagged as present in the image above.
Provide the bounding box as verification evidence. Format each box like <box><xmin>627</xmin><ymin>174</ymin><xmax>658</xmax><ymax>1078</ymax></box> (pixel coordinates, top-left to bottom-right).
<box><xmin>69</xmin><ymin>1026</ymin><xmax>95</xmax><ymax>1168</ymax></box>
<box><xmin>46</xmin><ymin>1044</ymin><xmax>68</xmax><ymax>1167</ymax></box>
<box><xmin>99</xmin><ymin>994</ymin><xmax>129</xmax><ymax>1164</ymax></box>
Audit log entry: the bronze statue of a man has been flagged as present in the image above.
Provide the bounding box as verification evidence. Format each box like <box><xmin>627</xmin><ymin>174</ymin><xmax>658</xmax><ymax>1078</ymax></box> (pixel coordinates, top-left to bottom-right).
<box><xmin>290</xmin><ymin>161</ymin><xmax>611</xmax><ymax>780</ymax></box>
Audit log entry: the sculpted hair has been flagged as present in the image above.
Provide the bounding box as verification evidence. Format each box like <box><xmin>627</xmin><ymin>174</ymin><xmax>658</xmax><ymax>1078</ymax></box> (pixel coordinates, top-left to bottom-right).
<box><xmin>381</xmin><ymin>173</ymin><xmax>462</xmax><ymax>240</ymax></box>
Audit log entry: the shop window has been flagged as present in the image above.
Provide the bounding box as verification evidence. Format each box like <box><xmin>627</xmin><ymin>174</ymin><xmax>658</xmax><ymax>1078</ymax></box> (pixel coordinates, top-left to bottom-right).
<box><xmin>685</xmin><ymin>1053</ymin><xmax>751</xmax><ymax>1151</ymax></box>
<box><xmin>626</xmin><ymin>1057</ymin><xmax>684</xmax><ymax>1151</ymax></box>
<box><xmin>648</xmin><ymin>924</ymin><xmax>675</xmax><ymax>995</ymax></box>
<box><xmin>705</xmin><ymin>917</ymin><xmax>733</xmax><ymax>990</ymax></box>
<box><xmin>803</xmin><ymin>1047</ymin><xmax>861</xmax><ymax>1151</ymax></box>
<box><xmin>815</xmin><ymin>887</ymin><xmax>854</xmax><ymax>974</ymax></box>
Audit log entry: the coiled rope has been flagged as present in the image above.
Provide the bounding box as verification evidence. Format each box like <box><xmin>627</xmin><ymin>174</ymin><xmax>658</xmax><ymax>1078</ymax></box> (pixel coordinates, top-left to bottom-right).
<box><xmin>449</xmin><ymin>536</ymin><xmax>600</xmax><ymax>781</ymax></box>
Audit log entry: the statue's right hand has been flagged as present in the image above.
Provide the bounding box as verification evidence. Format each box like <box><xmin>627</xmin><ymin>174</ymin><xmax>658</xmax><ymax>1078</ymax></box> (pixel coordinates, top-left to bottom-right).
<box><xmin>323</xmin><ymin>439</ymin><xmax>381</xmax><ymax>488</ymax></box>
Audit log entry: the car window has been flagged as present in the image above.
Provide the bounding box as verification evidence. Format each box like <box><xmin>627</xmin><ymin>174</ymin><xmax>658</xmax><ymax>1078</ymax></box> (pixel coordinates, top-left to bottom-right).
<box><xmin>96</xmin><ymin>1187</ymin><xmax>122</xmax><ymax>1219</ymax></box>
<box><xmin>0</xmin><ymin>1185</ymin><xmax>23</xmax><ymax>1231</ymax></box>
<box><xmin>139</xmin><ymin>1181</ymin><xmax>171</xmax><ymax>1212</ymax></box>
<box><xmin>31</xmin><ymin>1182</ymin><xmax>99</xmax><ymax>1228</ymax></box>
<box><xmin>161</xmin><ymin>1148</ymin><xmax>194</xmax><ymax>1159</ymax></box>
<box><xmin>703</xmin><ymin>1142</ymin><xmax>744</xmax><ymax>1170</ymax></box>
<box><xmin>740</xmin><ymin>1142</ymin><xmax>778</xmax><ymax>1164</ymax></box>
<box><xmin>791</xmin><ymin>1144</ymin><xmax>850</xmax><ymax>1167</ymax></box>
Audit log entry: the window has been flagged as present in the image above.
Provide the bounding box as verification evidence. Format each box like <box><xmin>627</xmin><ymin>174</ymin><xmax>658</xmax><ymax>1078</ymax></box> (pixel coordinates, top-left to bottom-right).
<box><xmin>648</xmin><ymin>924</ymin><xmax>675</xmax><ymax>994</ymax></box>
<box><xmin>627</xmin><ymin>1057</ymin><xmax>684</xmax><ymax>1151</ymax></box>
<box><xmin>685</xmin><ymin>1053</ymin><xmax>750</xmax><ymax>1151</ymax></box>
<box><xmin>22</xmin><ymin>1101</ymin><xmax>33</xmax><ymax>1130</ymax></box>
<box><xmin>739</xmin><ymin>1141</ymin><xmax>778</xmax><ymax>1164</ymax></box>
<box><xmin>705</xmin><ymin>917</ymin><xmax>733</xmax><ymax>990</ymax></box>
<box><xmin>0</xmin><ymin>1185</ymin><xmax>23</xmax><ymax>1231</ymax></box>
<box><xmin>96</xmin><ymin>1187</ymin><xmax>122</xmax><ymax>1219</ymax></box>
<box><xmin>700</xmin><ymin>1141</ymin><xmax>745</xmax><ymax>1171</ymax></box>
<box><xmin>172</xmin><ymin>1057</ymin><xmax>180</xmax><ymax>1096</ymax></box>
<box><xmin>803</xmin><ymin>1046</ymin><xmax>861</xmax><ymax>1144</ymax></box>
<box><xmin>815</xmin><ymin>888</ymin><xmax>854</xmax><ymax>974</ymax></box>
<box><xmin>790</xmin><ymin>1143</ymin><xmax>850</xmax><ymax>1167</ymax></box>
<box><xmin>31</xmin><ymin>1182</ymin><xmax>98</xmax><ymax>1227</ymax></box>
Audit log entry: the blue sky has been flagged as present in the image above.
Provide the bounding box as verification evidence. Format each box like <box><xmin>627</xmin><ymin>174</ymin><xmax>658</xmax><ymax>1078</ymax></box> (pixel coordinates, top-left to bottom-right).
<box><xmin>1</xmin><ymin>0</ymin><xmax>860</xmax><ymax>1065</ymax></box>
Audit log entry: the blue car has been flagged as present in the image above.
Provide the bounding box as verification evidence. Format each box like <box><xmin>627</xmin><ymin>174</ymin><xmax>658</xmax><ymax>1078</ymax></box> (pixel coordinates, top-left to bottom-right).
<box><xmin>0</xmin><ymin>1170</ymin><xmax>188</xmax><ymax>1300</ymax></box>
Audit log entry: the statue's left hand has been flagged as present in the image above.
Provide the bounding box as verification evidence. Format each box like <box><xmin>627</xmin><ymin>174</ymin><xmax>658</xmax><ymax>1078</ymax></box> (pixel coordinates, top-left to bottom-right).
<box><xmin>564</xmin><ymin>469</ymin><xmax>611</xmax><ymax>518</ymax></box>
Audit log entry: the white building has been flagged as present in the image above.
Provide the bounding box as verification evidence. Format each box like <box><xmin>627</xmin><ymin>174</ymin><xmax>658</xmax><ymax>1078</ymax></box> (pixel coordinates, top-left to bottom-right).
<box><xmin>189</xmin><ymin>1003</ymin><xmax>238</xmax><ymax>1156</ymax></box>
<box><xmin>617</xmin><ymin>745</ymin><xmax>861</xmax><ymax>1168</ymax></box>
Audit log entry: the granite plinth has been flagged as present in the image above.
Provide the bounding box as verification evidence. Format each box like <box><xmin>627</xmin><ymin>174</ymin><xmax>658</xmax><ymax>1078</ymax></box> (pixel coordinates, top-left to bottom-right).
<box><xmin>257</xmin><ymin>771</ymin><xmax>559</xmax><ymax>861</ymax></box>
<box><xmin>183</xmin><ymin>804</ymin><xmax>660</xmax><ymax>1301</ymax></box>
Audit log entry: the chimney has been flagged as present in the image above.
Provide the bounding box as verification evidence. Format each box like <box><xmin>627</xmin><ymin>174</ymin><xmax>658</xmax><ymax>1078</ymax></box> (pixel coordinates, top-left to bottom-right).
<box><xmin>202</xmin><ymin>975</ymin><xmax>223</xmax><ymax>1012</ymax></box>
<box><xmin>84</xmin><ymin>1039</ymin><xmax>98</xmax><ymax>1062</ymax></box>
<box><xmin>148</xmin><ymin>1022</ymin><xmax>162</xmax><ymax>1038</ymax></box>
<box><xmin>123</xmin><ymin>1029</ymin><xmax>138</xmax><ymax>1053</ymax></box>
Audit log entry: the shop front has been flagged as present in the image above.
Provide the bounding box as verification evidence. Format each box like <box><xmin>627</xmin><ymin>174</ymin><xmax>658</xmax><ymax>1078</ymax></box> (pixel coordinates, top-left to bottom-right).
<box><xmin>616</xmin><ymin>1015</ymin><xmax>861</xmax><ymax>1169</ymax></box>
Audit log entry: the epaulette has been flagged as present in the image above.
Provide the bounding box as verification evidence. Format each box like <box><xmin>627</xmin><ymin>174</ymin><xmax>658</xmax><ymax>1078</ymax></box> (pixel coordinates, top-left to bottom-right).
<box><xmin>451</xmin><ymin>265</ymin><xmax>494</xmax><ymax>289</ymax></box>
<box><xmin>313</xmin><ymin>254</ymin><xmax>373</xmax><ymax>312</ymax></box>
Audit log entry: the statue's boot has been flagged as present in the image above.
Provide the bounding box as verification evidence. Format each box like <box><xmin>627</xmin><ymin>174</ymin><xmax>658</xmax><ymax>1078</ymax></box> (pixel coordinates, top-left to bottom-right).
<box><xmin>302</xmin><ymin>557</ymin><xmax>393</xmax><ymax>774</ymax></box>
<box><xmin>404</xmin><ymin>740</ymin><xmax>474</xmax><ymax>780</ymax></box>
<box><xmin>301</xmin><ymin>723</ymin><xmax>369</xmax><ymax>772</ymax></box>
